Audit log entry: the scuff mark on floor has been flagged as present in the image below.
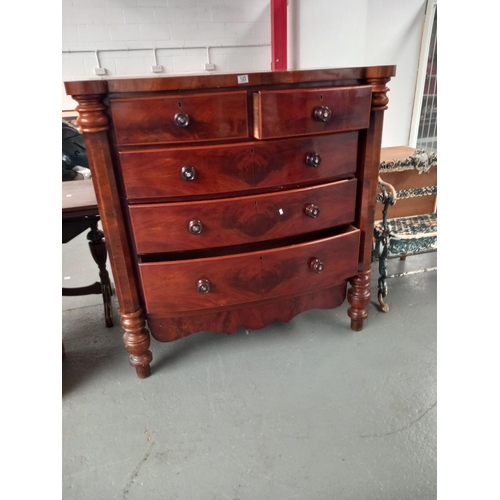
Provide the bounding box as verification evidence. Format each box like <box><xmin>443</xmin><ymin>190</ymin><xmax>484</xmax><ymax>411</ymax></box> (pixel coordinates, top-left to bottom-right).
<box><xmin>122</xmin><ymin>441</ymin><xmax>155</xmax><ymax>498</ymax></box>
<box><xmin>360</xmin><ymin>401</ymin><xmax>437</xmax><ymax>438</ymax></box>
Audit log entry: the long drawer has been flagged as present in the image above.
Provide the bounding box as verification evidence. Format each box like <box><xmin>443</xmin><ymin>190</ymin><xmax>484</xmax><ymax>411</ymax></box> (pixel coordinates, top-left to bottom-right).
<box><xmin>119</xmin><ymin>132</ymin><xmax>359</xmax><ymax>201</ymax></box>
<box><xmin>253</xmin><ymin>86</ymin><xmax>372</xmax><ymax>139</ymax></box>
<box><xmin>129</xmin><ymin>179</ymin><xmax>357</xmax><ymax>254</ymax></box>
<box><xmin>139</xmin><ymin>227</ymin><xmax>360</xmax><ymax>315</ymax></box>
<box><xmin>110</xmin><ymin>91</ymin><xmax>249</xmax><ymax>146</ymax></box>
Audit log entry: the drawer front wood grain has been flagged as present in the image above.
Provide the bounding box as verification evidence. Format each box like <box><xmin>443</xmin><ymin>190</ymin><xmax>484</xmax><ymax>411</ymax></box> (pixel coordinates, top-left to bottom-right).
<box><xmin>110</xmin><ymin>91</ymin><xmax>248</xmax><ymax>145</ymax></box>
<box><xmin>139</xmin><ymin>228</ymin><xmax>360</xmax><ymax>314</ymax></box>
<box><xmin>119</xmin><ymin>132</ymin><xmax>359</xmax><ymax>200</ymax></box>
<box><xmin>253</xmin><ymin>86</ymin><xmax>372</xmax><ymax>139</ymax></box>
<box><xmin>129</xmin><ymin>179</ymin><xmax>357</xmax><ymax>254</ymax></box>
<box><xmin>120</xmin><ymin>143</ymin><xmax>252</xmax><ymax>200</ymax></box>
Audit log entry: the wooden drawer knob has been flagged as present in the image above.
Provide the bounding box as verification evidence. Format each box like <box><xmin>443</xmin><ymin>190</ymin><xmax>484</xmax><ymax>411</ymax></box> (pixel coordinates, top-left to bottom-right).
<box><xmin>304</xmin><ymin>204</ymin><xmax>320</xmax><ymax>218</ymax></box>
<box><xmin>174</xmin><ymin>112</ymin><xmax>190</xmax><ymax>127</ymax></box>
<box><xmin>197</xmin><ymin>279</ymin><xmax>211</xmax><ymax>294</ymax></box>
<box><xmin>313</xmin><ymin>106</ymin><xmax>332</xmax><ymax>122</ymax></box>
<box><xmin>181</xmin><ymin>166</ymin><xmax>196</xmax><ymax>181</ymax></box>
<box><xmin>305</xmin><ymin>153</ymin><xmax>321</xmax><ymax>167</ymax></box>
<box><xmin>189</xmin><ymin>220</ymin><xmax>203</xmax><ymax>235</ymax></box>
<box><xmin>309</xmin><ymin>258</ymin><xmax>324</xmax><ymax>274</ymax></box>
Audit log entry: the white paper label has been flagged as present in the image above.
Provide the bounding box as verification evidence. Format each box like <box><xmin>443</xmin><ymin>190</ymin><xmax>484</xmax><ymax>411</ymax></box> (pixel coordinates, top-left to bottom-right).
<box><xmin>237</xmin><ymin>74</ymin><xmax>249</xmax><ymax>84</ymax></box>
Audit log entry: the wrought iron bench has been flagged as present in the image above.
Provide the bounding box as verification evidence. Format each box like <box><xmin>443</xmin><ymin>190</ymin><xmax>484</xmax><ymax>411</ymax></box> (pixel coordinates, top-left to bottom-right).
<box><xmin>372</xmin><ymin>147</ymin><xmax>437</xmax><ymax>312</ymax></box>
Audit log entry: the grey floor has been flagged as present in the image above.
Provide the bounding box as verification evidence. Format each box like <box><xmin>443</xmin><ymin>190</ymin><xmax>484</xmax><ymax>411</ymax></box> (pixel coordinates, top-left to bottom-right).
<box><xmin>62</xmin><ymin>228</ymin><xmax>437</xmax><ymax>500</ymax></box>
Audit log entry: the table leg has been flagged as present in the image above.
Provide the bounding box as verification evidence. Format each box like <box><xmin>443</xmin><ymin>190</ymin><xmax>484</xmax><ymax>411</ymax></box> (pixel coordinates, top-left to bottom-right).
<box><xmin>87</xmin><ymin>221</ymin><xmax>114</xmax><ymax>327</ymax></box>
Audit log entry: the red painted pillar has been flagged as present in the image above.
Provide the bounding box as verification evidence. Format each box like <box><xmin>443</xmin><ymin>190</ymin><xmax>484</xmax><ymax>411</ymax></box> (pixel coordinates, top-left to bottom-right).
<box><xmin>271</xmin><ymin>0</ymin><xmax>287</xmax><ymax>70</ymax></box>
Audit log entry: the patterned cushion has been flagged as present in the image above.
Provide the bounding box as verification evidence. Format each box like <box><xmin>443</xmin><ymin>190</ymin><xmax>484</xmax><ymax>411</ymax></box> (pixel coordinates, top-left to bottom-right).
<box><xmin>374</xmin><ymin>213</ymin><xmax>437</xmax><ymax>257</ymax></box>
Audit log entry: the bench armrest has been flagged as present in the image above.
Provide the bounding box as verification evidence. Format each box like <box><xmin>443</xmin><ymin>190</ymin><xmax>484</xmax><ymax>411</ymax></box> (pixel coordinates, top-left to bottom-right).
<box><xmin>377</xmin><ymin>176</ymin><xmax>397</xmax><ymax>205</ymax></box>
<box><xmin>375</xmin><ymin>176</ymin><xmax>397</xmax><ymax>232</ymax></box>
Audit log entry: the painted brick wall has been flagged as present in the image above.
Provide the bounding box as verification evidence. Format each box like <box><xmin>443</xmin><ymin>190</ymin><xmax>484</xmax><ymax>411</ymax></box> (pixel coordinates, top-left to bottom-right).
<box><xmin>62</xmin><ymin>0</ymin><xmax>272</xmax><ymax>109</ymax></box>
<box><xmin>62</xmin><ymin>0</ymin><xmax>428</xmax><ymax>147</ymax></box>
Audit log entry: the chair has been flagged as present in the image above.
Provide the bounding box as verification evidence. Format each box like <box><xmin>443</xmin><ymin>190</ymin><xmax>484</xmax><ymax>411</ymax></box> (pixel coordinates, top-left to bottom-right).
<box><xmin>372</xmin><ymin>147</ymin><xmax>437</xmax><ymax>312</ymax></box>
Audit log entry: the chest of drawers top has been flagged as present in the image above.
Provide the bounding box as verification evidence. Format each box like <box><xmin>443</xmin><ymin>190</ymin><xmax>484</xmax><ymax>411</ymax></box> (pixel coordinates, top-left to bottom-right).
<box><xmin>67</xmin><ymin>66</ymin><xmax>395</xmax><ymax>137</ymax></box>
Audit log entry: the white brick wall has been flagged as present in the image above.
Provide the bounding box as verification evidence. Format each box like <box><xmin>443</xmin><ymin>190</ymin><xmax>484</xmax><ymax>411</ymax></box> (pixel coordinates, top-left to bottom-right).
<box><xmin>62</xmin><ymin>0</ymin><xmax>272</xmax><ymax>110</ymax></box>
<box><xmin>61</xmin><ymin>0</ymin><xmax>426</xmax><ymax>149</ymax></box>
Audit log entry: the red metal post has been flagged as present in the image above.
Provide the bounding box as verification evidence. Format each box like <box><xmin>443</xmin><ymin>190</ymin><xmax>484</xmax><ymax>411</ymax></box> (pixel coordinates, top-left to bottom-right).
<box><xmin>271</xmin><ymin>0</ymin><xmax>287</xmax><ymax>70</ymax></box>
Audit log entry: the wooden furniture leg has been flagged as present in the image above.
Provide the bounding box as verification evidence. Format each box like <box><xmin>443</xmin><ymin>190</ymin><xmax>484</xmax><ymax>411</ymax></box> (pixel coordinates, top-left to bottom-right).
<box><xmin>347</xmin><ymin>270</ymin><xmax>371</xmax><ymax>331</ymax></box>
<box><xmin>121</xmin><ymin>309</ymin><xmax>153</xmax><ymax>379</ymax></box>
<box><xmin>87</xmin><ymin>221</ymin><xmax>113</xmax><ymax>327</ymax></box>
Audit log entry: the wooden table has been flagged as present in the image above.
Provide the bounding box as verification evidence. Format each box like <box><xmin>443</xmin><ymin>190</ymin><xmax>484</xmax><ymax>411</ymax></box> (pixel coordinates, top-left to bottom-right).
<box><xmin>62</xmin><ymin>180</ymin><xmax>113</xmax><ymax>327</ymax></box>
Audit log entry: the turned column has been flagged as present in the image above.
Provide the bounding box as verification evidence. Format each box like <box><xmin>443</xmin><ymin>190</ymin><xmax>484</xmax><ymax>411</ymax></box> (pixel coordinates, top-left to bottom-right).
<box><xmin>68</xmin><ymin>86</ymin><xmax>153</xmax><ymax>378</ymax></box>
<box><xmin>348</xmin><ymin>271</ymin><xmax>371</xmax><ymax>331</ymax></box>
<box><xmin>347</xmin><ymin>72</ymin><xmax>393</xmax><ymax>331</ymax></box>
<box><xmin>121</xmin><ymin>310</ymin><xmax>152</xmax><ymax>379</ymax></box>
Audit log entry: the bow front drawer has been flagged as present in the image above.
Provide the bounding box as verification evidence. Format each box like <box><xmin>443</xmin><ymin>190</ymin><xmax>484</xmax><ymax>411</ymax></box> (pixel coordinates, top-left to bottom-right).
<box><xmin>129</xmin><ymin>179</ymin><xmax>357</xmax><ymax>254</ymax></box>
<box><xmin>110</xmin><ymin>91</ymin><xmax>249</xmax><ymax>146</ymax></box>
<box><xmin>253</xmin><ymin>86</ymin><xmax>372</xmax><ymax>139</ymax></box>
<box><xmin>139</xmin><ymin>227</ymin><xmax>361</xmax><ymax>315</ymax></box>
<box><xmin>119</xmin><ymin>132</ymin><xmax>359</xmax><ymax>200</ymax></box>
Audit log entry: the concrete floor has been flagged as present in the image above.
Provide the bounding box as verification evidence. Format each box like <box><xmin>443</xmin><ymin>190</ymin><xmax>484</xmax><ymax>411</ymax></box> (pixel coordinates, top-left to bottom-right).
<box><xmin>62</xmin><ymin>228</ymin><xmax>437</xmax><ymax>500</ymax></box>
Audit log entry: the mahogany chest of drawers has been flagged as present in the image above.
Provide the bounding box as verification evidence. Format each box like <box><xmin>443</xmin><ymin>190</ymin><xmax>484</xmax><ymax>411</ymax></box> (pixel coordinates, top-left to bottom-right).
<box><xmin>65</xmin><ymin>66</ymin><xmax>396</xmax><ymax>378</ymax></box>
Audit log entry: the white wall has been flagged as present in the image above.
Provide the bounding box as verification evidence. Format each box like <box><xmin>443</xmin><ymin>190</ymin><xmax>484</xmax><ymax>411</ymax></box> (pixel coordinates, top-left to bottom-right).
<box><xmin>288</xmin><ymin>0</ymin><xmax>427</xmax><ymax>146</ymax></box>
<box><xmin>62</xmin><ymin>0</ymin><xmax>428</xmax><ymax>146</ymax></box>
<box><xmin>62</xmin><ymin>0</ymin><xmax>272</xmax><ymax>110</ymax></box>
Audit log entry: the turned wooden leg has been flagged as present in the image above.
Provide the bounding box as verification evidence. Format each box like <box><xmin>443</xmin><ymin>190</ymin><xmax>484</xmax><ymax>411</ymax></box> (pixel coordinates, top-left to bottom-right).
<box><xmin>347</xmin><ymin>270</ymin><xmax>371</xmax><ymax>331</ymax></box>
<box><xmin>121</xmin><ymin>309</ymin><xmax>153</xmax><ymax>379</ymax></box>
<box><xmin>87</xmin><ymin>222</ymin><xmax>113</xmax><ymax>327</ymax></box>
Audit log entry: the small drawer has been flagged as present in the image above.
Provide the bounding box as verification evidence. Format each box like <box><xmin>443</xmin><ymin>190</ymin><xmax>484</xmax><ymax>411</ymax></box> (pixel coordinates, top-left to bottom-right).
<box><xmin>110</xmin><ymin>91</ymin><xmax>249</xmax><ymax>146</ymax></box>
<box><xmin>129</xmin><ymin>179</ymin><xmax>357</xmax><ymax>254</ymax></box>
<box><xmin>139</xmin><ymin>227</ymin><xmax>360</xmax><ymax>314</ymax></box>
<box><xmin>253</xmin><ymin>86</ymin><xmax>372</xmax><ymax>139</ymax></box>
<box><xmin>119</xmin><ymin>132</ymin><xmax>359</xmax><ymax>200</ymax></box>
